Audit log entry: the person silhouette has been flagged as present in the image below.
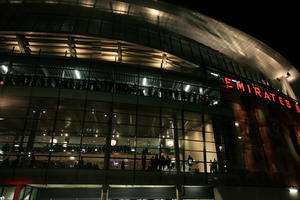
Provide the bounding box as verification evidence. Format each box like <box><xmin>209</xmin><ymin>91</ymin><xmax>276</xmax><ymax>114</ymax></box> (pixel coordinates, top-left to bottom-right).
<box><xmin>188</xmin><ymin>155</ymin><xmax>193</xmax><ymax>171</ymax></box>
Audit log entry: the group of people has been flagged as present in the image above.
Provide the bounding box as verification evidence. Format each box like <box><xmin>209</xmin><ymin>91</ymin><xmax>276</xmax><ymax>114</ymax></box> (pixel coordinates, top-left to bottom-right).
<box><xmin>0</xmin><ymin>73</ymin><xmax>217</xmax><ymax>105</ymax></box>
<box><xmin>149</xmin><ymin>154</ymin><xmax>173</xmax><ymax>171</ymax></box>
<box><xmin>119</xmin><ymin>154</ymin><xmax>174</xmax><ymax>171</ymax></box>
<box><xmin>209</xmin><ymin>158</ymin><xmax>218</xmax><ymax>173</ymax></box>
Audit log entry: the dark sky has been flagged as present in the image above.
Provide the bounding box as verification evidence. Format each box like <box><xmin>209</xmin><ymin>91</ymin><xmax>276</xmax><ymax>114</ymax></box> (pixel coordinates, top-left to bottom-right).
<box><xmin>161</xmin><ymin>1</ymin><xmax>300</xmax><ymax>70</ymax></box>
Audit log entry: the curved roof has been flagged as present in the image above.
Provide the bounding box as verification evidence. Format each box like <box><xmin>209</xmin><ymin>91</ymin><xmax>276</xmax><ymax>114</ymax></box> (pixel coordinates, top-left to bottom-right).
<box><xmin>124</xmin><ymin>0</ymin><xmax>298</xmax><ymax>81</ymax></box>
<box><xmin>1</xmin><ymin>0</ymin><xmax>299</xmax><ymax>96</ymax></box>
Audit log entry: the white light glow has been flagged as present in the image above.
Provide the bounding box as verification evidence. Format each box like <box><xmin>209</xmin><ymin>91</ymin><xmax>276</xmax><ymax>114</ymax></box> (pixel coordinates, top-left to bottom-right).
<box><xmin>111</xmin><ymin>139</ymin><xmax>117</xmax><ymax>146</ymax></box>
<box><xmin>210</xmin><ymin>72</ymin><xmax>220</xmax><ymax>77</ymax></box>
<box><xmin>142</xmin><ymin>77</ymin><xmax>147</xmax><ymax>86</ymax></box>
<box><xmin>69</xmin><ymin>156</ymin><xmax>75</xmax><ymax>160</ymax></box>
<box><xmin>184</xmin><ymin>85</ymin><xmax>191</xmax><ymax>92</ymax></box>
<box><xmin>51</xmin><ymin>138</ymin><xmax>58</xmax><ymax>144</ymax></box>
<box><xmin>1</xmin><ymin>65</ymin><xmax>8</xmax><ymax>74</ymax></box>
<box><xmin>235</xmin><ymin>122</ymin><xmax>239</xmax><ymax>127</ymax></box>
<box><xmin>166</xmin><ymin>139</ymin><xmax>174</xmax><ymax>147</ymax></box>
<box><xmin>238</xmin><ymin>136</ymin><xmax>242</xmax><ymax>140</ymax></box>
<box><xmin>150</xmin><ymin>8</ymin><xmax>160</xmax><ymax>16</ymax></box>
<box><xmin>74</xmin><ymin>70</ymin><xmax>81</xmax><ymax>79</ymax></box>
<box><xmin>289</xmin><ymin>188</ymin><xmax>298</xmax><ymax>194</ymax></box>
<box><xmin>0</xmin><ymin>118</ymin><xmax>4</xmax><ymax>121</ymax></box>
<box><xmin>199</xmin><ymin>87</ymin><xmax>203</xmax><ymax>95</ymax></box>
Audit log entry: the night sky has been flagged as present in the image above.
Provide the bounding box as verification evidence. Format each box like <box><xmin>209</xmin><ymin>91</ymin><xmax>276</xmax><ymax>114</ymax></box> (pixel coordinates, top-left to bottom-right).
<box><xmin>162</xmin><ymin>1</ymin><xmax>300</xmax><ymax>71</ymax></box>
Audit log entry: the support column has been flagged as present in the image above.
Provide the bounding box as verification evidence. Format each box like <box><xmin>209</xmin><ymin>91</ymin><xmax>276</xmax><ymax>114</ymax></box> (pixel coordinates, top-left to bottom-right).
<box><xmin>13</xmin><ymin>185</ymin><xmax>24</xmax><ymax>200</ymax></box>
<box><xmin>101</xmin><ymin>185</ymin><xmax>109</xmax><ymax>200</ymax></box>
<box><xmin>176</xmin><ymin>185</ymin><xmax>183</xmax><ymax>200</ymax></box>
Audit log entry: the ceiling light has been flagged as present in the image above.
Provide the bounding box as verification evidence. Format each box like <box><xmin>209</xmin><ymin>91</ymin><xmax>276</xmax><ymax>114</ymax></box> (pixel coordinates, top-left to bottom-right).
<box><xmin>69</xmin><ymin>156</ymin><xmax>75</xmax><ymax>160</ymax></box>
<box><xmin>184</xmin><ymin>85</ymin><xmax>191</xmax><ymax>92</ymax></box>
<box><xmin>74</xmin><ymin>70</ymin><xmax>81</xmax><ymax>79</ymax></box>
<box><xmin>289</xmin><ymin>188</ymin><xmax>298</xmax><ymax>194</ymax></box>
<box><xmin>111</xmin><ymin>139</ymin><xmax>117</xmax><ymax>146</ymax></box>
<box><xmin>1</xmin><ymin>65</ymin><xmax>8</xmax><ymax>74</ymax></box>
<box><xmin>234</xmin><ymin>122</ymin><xmax>239</xmax><ymax>127</ymax></box>
<box><xmin>142</xmin><ymin>77</ymin><xmax>147</xmax><ymax>86</ymax></box>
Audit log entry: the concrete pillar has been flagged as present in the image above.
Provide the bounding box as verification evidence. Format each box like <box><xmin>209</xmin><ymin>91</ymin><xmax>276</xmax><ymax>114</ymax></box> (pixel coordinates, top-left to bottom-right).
<box><xmin>13</xmin><ymin>185</ymin><xmax>24</xmax><ymax>200</ymax></box>
<box><xmin>101</xmin><ymin>185</ymin><xmax>109</xmax><ymax>200</ymax></box>
<box><xmin>176</xmin><ymin>185</ymin><xmax>183</xmax><ymax>200</ymax></box>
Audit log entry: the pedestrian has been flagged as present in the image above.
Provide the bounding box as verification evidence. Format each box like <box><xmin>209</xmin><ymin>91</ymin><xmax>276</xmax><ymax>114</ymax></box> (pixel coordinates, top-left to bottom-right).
<box><xmin>212</xmin><ymin>158</ymin><xmax>218</xmax><ymax>173</ymax></box>
<box><xmin>121</xmin><ymin>160</ymin><xmax>125</xmax><ymax>170</ymax></box>
<box><xmin>142</xmin><ymin>154</ymin><xmax>146</xmax><ymax>170</ymax></box>
<box><xmin>166</xmin><ymin>156</ymin><xmax>171</xmax><ymax>170</ymax></box>
<box><xmin>188</xmin><ymin>155</ymin><xmax>193</xmax><ymax>171</ymax></box>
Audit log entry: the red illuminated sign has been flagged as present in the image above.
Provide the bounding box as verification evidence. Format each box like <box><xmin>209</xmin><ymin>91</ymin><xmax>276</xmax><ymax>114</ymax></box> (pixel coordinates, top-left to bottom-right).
<box><xmin>224</xmin><ymin>77</ymin><xmax>300</xmax><ymax>114</ymax></box>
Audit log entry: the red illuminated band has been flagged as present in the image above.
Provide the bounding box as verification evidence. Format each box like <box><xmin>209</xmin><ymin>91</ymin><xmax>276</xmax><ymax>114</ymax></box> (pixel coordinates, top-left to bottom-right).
<box><xmin>224</xmin><ymin>77</ymin><xmax>300</xmax><ymax>114</ymax></box>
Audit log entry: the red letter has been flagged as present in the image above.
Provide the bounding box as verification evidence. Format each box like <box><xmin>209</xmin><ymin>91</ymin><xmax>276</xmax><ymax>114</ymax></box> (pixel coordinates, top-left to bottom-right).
<box><xmin>269</xmin><ymin>93</ymin><xmax>276</xmax><ymax>102</ymax></box>
<box><xmin>285</xmin><ymin>99</ymin><xmax>292</xmax><ymax>109</ymax></box>
<box><xmin>295</xmin><ymin>104</ymin><xmax>300</xmax><ymax>113</ymax></box>
<box><xmin>247</xmin><ymin>84</ymin><xmax>251</xmax><ymax>94</ymax></box>
<box><xmin>264</xmin><ymin>91</ymin><xmax>271</xmax><ymax>101</ymax></box>
<box><xmin>253</xmin><ymin>87</ymin><xmax>262</xmax><ymax>97</ymax></box>
<box><xmin>278</xmin><ymin>97</ymin><xmax>285</xmax><ymax>106</ymax></box>
<box><xmin>236</xmin><ymin>82</ymin><xmax>245</xmax><ymax>91</ymax></box>
<box><xmin>224</xmin><ymin>78</ymin><xmax>233</xmax><ymax>89</ymax></box>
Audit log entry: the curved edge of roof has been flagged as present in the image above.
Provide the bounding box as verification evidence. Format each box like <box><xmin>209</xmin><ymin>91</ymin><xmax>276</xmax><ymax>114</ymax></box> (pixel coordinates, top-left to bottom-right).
<box><xmin>121</xmin><ymin>0</ymin><xmax>299</xmax><ymax>84</ymax></box>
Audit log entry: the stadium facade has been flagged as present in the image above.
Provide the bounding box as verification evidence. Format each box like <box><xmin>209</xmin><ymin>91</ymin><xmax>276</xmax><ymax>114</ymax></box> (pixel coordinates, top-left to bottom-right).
<box><xmin>0</xmin><ymin>0</ymin><xmax>300</xmax><ymax>199</ymax></box>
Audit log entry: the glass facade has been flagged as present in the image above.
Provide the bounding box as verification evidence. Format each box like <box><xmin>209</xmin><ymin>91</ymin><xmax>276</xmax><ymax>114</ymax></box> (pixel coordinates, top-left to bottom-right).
<box><xmin>0</xmin><ymin>95</ymin><xmax>217</xmax><ymax>173</ymax></box>
<box><xmin>0</xmin><ymin>57</ymin><xmax>220</xmax><ymax>173</ymax></box>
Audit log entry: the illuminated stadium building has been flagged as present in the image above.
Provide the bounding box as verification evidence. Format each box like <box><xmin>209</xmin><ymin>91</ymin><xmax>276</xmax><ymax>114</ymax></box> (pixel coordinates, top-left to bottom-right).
<box><xmin>0</xmin><ymin>0</ymin><xmax>300</xmax><ymax>199</ymax></box>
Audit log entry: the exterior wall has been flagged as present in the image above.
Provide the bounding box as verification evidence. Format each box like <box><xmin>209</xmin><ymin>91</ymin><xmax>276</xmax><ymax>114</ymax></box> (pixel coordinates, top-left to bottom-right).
<box><xmin>214</xmin><ymin>186</ymin><xmax>300</xmax><ymax>200</ymax></box>
<box><xmin>0</xmin><ymin>1</ymin><xmax>300</xmax><ymax>200</ymax></box>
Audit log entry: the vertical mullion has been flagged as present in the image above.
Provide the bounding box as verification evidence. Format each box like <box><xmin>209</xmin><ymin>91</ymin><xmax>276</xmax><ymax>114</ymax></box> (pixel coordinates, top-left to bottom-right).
<box><xmin>202</xmin><ymin>113</ymin><xmax>207</xmax><ymax>173</ymax></box>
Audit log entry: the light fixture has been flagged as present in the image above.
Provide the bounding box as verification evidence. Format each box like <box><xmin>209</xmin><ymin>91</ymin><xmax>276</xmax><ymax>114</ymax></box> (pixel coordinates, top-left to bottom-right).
<box><xmin>210</xmin><ymin>72</ymin><xmax>220</xmax><ymax>77</ymax></box>
<box><xmin>50</xmin><ymin>138</ymin><xmax>58</xmax><ymax>144</ymax></box>
<box><xmin>199</xmin><ymin>87</ymin><xmax>203</xmax><ymax>95</ymax></box>
<box><xmin>166</xmin><ymin>139</ymin><xmax>174</xmax><ymax>147</ymax></box>
<box><xmin>150</xmin><ymin>8</ymin><xmax>160</xmax><ymax>16</ymax></box>
<box><xmin>0</xmin><ymin>118</ymin><xmax>4</xmax><ymax>121</ymax></box>
<box><xmin>74</xmin><ymin>69</ymin><xmax>81</xmax><ymax>79</ymax></box>
<box><xmin>95</xmin><ymin>134</ymin><xmax>98</xmax><ymax>137</ymax></box>
<box><xmin>69</xmin><ymin>156</ymin><xmax>75</xmax><ymax>160</ymax></box>
<box><xmin>1</xmin><ymin>65</ymin><xmax>8</xmax><ymax>74</ymax></box>
<box><xmin>65</xmin><ymin>133</ymin><xmax>69</xmax><ymax>137</ymax></box>
<box><xmin>111</xmin><ymin>139</ymin><xmax>117</xmax><ymax>146</ymax></box>
<box><xmin>238</xmin><ymin>136</ymin><xmax>242</xmax><ymax>140</ymax></box>
<box><xmin>63</xmin><ymin>141</ymin><xmax>68</xmax><ymax>148</ymax></box>
<box><xmin>289</xmin><ymin>188</ymin><xmax>298</xmax><ymax>194</ymax></box>
<box><xmin>42</xmin><ymin>110</ymin><xmax>46</xmax><ymax>114</ymax></box>
<box><xmin>184</xmin><ymin>85</ymin><xmax>191</xmax><ymax>92</ymax></box>
<box><xmin>234</xmin><ymin>122</ymin><xmax>239</xmax><ymax>127</ymax></box>
<box><xmin>142</xmin><ymin>77</ymin><xmax>147</xmax><ymax>86</ymax></box>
